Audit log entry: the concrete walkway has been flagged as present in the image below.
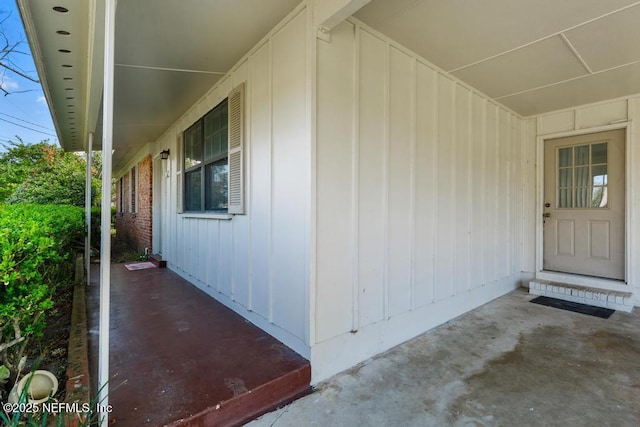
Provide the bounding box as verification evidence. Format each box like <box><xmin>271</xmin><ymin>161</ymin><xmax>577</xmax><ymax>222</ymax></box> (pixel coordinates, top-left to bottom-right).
<box><xmin>248</xmin><ymin>288</ymin><xmax>640</xmax><ymax>427</ymax></box>
<box><xmin>87</xmin><ymin>264</ymin><xmax>310</xmax><ymax>426</ymax></box>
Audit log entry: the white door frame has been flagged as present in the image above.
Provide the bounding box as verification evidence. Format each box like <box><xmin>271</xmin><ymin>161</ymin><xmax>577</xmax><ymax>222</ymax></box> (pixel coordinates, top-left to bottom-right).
<box><xmin>535</xmin><ymin>121</ymin><xmax>632</xmax><ymax>292</ymax></box>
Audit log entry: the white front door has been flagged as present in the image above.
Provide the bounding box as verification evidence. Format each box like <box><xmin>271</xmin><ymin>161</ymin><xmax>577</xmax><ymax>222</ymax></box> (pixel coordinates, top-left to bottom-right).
<box><xmin>543</xmin><ymin>129</ymin><xmax>625</xmax><ymax>281</ymax></box>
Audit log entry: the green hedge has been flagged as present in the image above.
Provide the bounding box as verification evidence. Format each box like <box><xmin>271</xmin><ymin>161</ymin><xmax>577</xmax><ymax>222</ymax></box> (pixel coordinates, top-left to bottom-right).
<box><xmin>0</xmin><ymin>204</ymin><xmax>85</xmax><ymax>378</ymax></box>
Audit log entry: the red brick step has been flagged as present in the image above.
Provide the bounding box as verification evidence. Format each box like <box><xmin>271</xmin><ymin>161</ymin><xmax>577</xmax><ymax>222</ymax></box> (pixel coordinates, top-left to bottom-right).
<box><xmin>148</xmin><ymin>253</ymin><xmax>166</xmax><ymax>268</ymax></box>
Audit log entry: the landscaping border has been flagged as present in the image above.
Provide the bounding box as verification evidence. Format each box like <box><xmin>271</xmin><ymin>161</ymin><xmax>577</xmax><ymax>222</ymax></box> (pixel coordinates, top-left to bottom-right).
<box><xmin>65</xmin><ymin>282</ymin><xmax>90</xmax><ymax>425</ymax></box>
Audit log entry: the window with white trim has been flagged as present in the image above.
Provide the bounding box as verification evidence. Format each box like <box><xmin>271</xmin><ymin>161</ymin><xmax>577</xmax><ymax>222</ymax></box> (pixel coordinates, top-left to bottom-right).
<box><xmin>182</xmin><ymin>83</ymin><xmax>245</xmax><ymax>214</ymax></box>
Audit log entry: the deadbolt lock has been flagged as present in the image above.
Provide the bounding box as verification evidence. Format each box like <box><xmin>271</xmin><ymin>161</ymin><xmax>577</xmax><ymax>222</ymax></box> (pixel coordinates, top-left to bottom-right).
<box><xmin>544</xmin><ymin>203</ymin><xmax>551</xmax><ymax>208</ymax></box>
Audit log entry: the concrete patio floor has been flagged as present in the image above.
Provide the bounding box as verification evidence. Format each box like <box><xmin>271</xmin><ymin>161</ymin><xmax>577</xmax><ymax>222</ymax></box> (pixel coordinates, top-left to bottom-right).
<box><xmin>87</xmin><ymin>264</ymin><xmax>310</xmax><ymax>426</ymax></box>
<box><xmin>248</xmin><ymin>288</ymin><xmax>640</xmax><ymax>427</ymax></box>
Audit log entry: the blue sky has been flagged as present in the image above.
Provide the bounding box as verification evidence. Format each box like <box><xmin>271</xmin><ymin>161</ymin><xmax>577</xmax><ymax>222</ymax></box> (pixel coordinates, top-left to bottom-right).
<box><xmin>0</xmin><ymin>2</ymin><xmax>58</xmax><ymax>150</ymax></box>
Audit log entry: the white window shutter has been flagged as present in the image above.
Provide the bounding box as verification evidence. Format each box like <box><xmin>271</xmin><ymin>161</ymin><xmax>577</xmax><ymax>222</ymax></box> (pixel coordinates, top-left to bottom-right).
<box><xmin>227</xmin><ymin>83</ymin><xmax>245</xmax><ymax>214</ymax></box>
<box><xmin>176</xmin><ymin>133</ymin><xmax>184</xmax><ymax>214</ymax></box>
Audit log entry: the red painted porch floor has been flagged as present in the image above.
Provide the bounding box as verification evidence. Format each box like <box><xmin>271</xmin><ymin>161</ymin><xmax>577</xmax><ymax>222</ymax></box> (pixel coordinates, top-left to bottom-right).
<box><xmin>87</xmin><ymin>264</ymin><xmax>311</xmax><ymax>426</ymax></box>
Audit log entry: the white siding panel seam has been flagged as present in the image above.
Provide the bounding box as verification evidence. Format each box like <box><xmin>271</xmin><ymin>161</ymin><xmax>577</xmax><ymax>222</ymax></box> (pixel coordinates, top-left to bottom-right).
<box><xmin>409</xmin><ymin>57</ymin><xmax>417</xmax><ymax>310</ymax></box>
<box><xmin>231</xmin><ymin>221</ymin><xmax>236</xmax><ymax>300</ymax></box>
<box><xmin>382</xmin><ymin>40</ymin><xmax>390</xmax><ymax>321</ymax></box>
<box><xmin>493</xmin><ymin>106</ymin><xmax>500</xmax><ymax>284</ymax></box>
<box><xmin>432</xmin><ymin>72</ymin><xmax>440</xmax><ymax>305</ymax></box>
<box><xmin>451</xmin><ymin>82</ymin><xmax>458</xmax><ymax>298</ymax></box>
<box><xmin>247</xmin><ymin>57</ymin><xmax>254</xmax><ymax>312</ymax></box>
<box><xmin>268</xmin><ymin>37</ymin><xmax>275</xmax><ymax>324</ymax></box>
<box><xmin>217</xmin><ymin>220</ymin><xmax>222</xmax><ymax>292</ymax></box>
<box><xmin>466</xmin><ymin>91</ymin><xmax>473</xmax><ymax>291</ymax></box>
<box><xmin>351</xmin><ymin>24</ymin><xmax>361</xmax><ymax>332</ymax></box>
<box><xmin>480</xmin><ymin>99</ymin><xmax>488</xmax><ymax>286</ymax></box>
<box><xmin>306</xmin><ymin>8</ymin><xmax>315</xmax><ymax>346</ymax></box>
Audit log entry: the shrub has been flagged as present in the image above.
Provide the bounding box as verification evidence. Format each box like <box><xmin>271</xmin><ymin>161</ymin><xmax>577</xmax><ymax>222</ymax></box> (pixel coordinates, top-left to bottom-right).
<box><xmin>1</xmin><ymin>141</ymin><xmax>101</xmax><ymax>206</ymax></box>
<box><xmin>0</xmin><ymin>204</ymin><xmax>84</xmax><ymax>383</ymax></box>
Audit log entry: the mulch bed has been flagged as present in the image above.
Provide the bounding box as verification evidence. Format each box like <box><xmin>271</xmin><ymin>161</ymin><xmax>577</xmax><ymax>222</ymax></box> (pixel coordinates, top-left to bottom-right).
<box><xmin>22</xmin><ymin>283</ymin><xmax>74</xmax><ymax>402</ymax></box>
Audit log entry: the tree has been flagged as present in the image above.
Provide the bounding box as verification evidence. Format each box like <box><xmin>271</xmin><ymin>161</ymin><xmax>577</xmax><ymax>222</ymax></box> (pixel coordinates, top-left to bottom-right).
<box><xmin>0</xmin><ymin>139</ymin><xmax>100</xmax><ymax>206</ymax></box>
<box><xmin>0</xmin><ymin>10</ymin><xmax>39</xmax><ymax>96</ymax></box>
<box><xmin>0</xmin><ymin>137</ymin><xmax>49</xmax><ymax>202</ymax></box>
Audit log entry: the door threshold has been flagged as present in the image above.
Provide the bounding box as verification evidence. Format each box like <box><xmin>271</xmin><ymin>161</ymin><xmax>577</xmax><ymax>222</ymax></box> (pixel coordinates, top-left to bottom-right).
<box><xmin>536</xmin><ymin>271</ymin><xmax>626</xmax><ymax>292</ymax></box>
<box><xmin>529</xmin><ymin>279</ymin><xmax>633</xmax><ymax>313</ymax></box>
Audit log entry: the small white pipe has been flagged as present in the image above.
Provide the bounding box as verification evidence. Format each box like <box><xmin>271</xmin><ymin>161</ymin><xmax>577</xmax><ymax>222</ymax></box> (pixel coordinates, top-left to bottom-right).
<box><xmin>99</xmin><ymin>0</ymin><xmax>116</xmax><ymax>425</ymax></box>
<box><xmin>85</xmin><ymin>132</ymin><xmax>93</xmax><ymax>286</ymax></box>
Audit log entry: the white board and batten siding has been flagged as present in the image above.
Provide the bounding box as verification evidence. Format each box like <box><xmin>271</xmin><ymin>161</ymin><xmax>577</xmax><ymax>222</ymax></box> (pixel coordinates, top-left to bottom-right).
<box><xmin>531</xmin><ymin>96</ymin><xmax>640</xmax><ymax>300</ymax></box>
<box><xmin>313</xmin><ymin>19</ymin><xmax>524</xmax><ymax>381</ymax></box>
<box><xmin>153</xmin><ymin>5</ymin><xmax>312</xmax><ymax>358</ymax></box>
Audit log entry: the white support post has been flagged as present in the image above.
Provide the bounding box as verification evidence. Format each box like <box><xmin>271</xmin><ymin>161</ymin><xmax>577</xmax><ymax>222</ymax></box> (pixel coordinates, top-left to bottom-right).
<box><xmin>85</xmin><ymin>132</ymin><xmax>93</xmax><ymax>286</ymax></box>
<box><xmin>99</xmin><ymin>0</ymin><xmax>116</xmax><ymax>424</ymax></box>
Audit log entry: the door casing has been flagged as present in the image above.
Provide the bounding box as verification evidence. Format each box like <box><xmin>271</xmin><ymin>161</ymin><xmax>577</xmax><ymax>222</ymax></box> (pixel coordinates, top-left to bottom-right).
<box><xmin>535</xmin><ymin>122</ymin><xmax>631</xmax><ymax>291</ymax></box>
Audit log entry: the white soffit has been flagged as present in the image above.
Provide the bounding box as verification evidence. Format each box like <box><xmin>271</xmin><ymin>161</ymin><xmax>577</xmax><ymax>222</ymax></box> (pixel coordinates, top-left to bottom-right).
<box><xmin>564</xmin><ymin>5</ymin><xmax>640</xmax><ymax>72</ymax></box>
<box><xmin>19</xmin><ymin>0</ymin><xmax>301</xmax><ymax>170</ymax></box>
<box><xmin>499</xmin><ymin>61</ymin><xmax>640</xmax><ymax>117</ymax></box>
<box><xmin>17</xmin><ymin>0</ymin><xmax>92</xmax><ymax>152</ymax></box>
<box><xmin>109</xmin><ymin>0</ymin><xmax>300</xmax><ymax>169</ymax></box>
<box><xmin>451</xmin><ymin>36</ymin><xmax>588</xmax><ymax>99</ymax></box>
<box><xmin>355</xmin><ymin>0</ymin><xmax>640</xmax><ymax>116</ymax></box>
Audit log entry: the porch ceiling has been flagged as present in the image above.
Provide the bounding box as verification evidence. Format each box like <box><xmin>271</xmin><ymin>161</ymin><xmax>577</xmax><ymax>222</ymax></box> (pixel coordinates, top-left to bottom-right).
<box><xmin>19</xmin><ymin>0</ymin><xmax>640</xmax><ymax>166</ymax></box>
<box><xmin>355</xmin><ymin>0</ymin><xmax>640</xmax><ymax>116</ymax></box>
<box><xmin>17</xmin><ymin>0</ymin><xmax>300</xmax><ymax>170</ymax></box>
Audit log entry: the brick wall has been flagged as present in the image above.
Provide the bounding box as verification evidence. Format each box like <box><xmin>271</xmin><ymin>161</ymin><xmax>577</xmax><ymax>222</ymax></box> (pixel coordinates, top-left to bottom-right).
<box><xmin>115</xmin><ymin>155</ymin><xmax>153</xmax><ymax>252</ymax></box>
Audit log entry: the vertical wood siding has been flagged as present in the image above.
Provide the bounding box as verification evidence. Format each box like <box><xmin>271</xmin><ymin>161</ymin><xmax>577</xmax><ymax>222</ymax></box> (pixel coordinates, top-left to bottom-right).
<box><xmin>315</xmin><ymin>19</ymin><xmax>525</xmax><ymax>348</ymax></box>
<box><xmin>152</xmin><ymin>6</ymin><xmax>311</xmax><ymax>356</ymax></box>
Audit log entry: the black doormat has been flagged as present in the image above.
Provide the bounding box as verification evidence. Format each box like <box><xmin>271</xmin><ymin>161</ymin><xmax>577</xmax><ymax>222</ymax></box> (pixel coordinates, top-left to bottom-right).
<box><xmin>530</xmin><ymin>296</ymin><xmax>614</xmax><ymax>319</ymax></box>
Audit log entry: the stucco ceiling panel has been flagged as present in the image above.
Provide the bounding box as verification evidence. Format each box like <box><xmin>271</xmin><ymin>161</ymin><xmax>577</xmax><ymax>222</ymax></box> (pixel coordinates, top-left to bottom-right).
<box><xmin>113</xmin><ymin>66</ymin><xmax>221</xmax><ymax>145</ymax></box>
<box><xmin>115</xmin><ymin>0</ymin><xmax>301</xmax><ymax>72</ymax></box>
<box><xmin>498</xmin><ymin>61</ymin><xmax>640</xmax><ymax>116</ymax></box>
<box><xmin>564</xmin><ymin>4</ymin><xmax>640</xmax><ymax>72</ymax></box>
<box><xmin>451</xmin><ymin>36</ymin><xmax>588</xmax><ymax>99</ymax></box>
<box><xmin>355</xmin><ymin>0</ymin><xmax>640</xmax><ymax>71</ymax></box>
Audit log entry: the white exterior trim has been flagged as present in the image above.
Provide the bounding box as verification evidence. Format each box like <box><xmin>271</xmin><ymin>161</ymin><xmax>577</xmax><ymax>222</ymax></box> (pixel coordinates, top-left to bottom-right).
<box><xmin>98</xmin><ymin>0</ymin><xmax>116</xmax><ymax>423</ymax></box>
<box><xmin>535</xmin><ymin>121</ymin><xmax>633</xmax><ymax>293</ymax></box>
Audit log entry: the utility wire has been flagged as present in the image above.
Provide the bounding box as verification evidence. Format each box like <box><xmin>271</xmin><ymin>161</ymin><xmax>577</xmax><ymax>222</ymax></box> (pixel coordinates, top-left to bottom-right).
<box><xmin>0</xmin><ymin>112</ymin><xmax>54</xmax><ymax>131</ymax></box>
<box><xmin>0</xmin><ymin>116</ymin><xmax>56</xmax><ymax>137</ymax></box>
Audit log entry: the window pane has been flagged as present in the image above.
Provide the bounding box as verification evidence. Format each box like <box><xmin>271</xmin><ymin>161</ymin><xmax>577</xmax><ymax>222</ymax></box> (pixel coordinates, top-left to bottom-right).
<box><xmin>205</xmin><ymin>158</ymin><xmax>228</xmax><ymax>211</ymax></box>
<box><xmin>204</xmin><ymin>110</ymin><xmax>215</xmax><ymax>161</ymax></box>
<box><xmin>592</xmin><ymin>186</ymin><xmax>607</xmax><ymax>208</ymax></box>
<box><xmin>203</xmin><ymin>101</ymin><xmax>228</xmax><ymax>161</ymax></box>
<box><xmin>592</xmin><ymin>164</ymin><xmax>607</xmax><ymax>186</ymax></box>
<box><xmin>558</xmin><ymin>147</ymin><xmax>572</xmax><ymax>167</ymax></box>
<box><xmin>592</xmin><ymin>143</ymin><xmax>607</xmax><ymax>164</ymax></box>
<box><xmin>185</xmin><ymin>169</ymin><xmax>202</xmax><ymax>211</ymax></box>
<box><xmin>575</xmin><ymin>145</ymin><xmax>589</xmax><ymax>166</ymax></box>
<box><xmin>558</xmin><ymin>188</ymin><xmax>572</xmax><ymax>208</ymax></box>
<box><xmin>185</xmin><ymin>122</ymin><xmax>203</xmax><ymax>169</ymax></box>
<box><xmin>221</xmin><ymin>106</ymin><xmax>228</xmax><ymax>130</ymax></box>
<box><xmin>575</xmin><ymin>187</ymin><xmax>589</xmax><ymax>208</ymax></box>
<box><xmin>213</xmin><ymin>133</ymin><xmax>222</xmax><ymax>157</ymax></box>
<box><xmin>558</xmin><ymin>168</ymin><xmax>572</xmax><ymax>188</ymax></box>
<box><xmin>575</xmin><ymin>166</ymin><xmax>589</xmax><ymax>187</ymax></box>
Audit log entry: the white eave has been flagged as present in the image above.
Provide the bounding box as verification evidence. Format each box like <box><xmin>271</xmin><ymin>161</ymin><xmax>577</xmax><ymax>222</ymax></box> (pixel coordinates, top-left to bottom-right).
<box><xmin>16</xmin><ymin>0</ymin><xmax>102</xmax><ymax>153</ymax></box>
<box><xmin>16</xmin><ymin>0</ymin><xmax>301</xmax><ymax>171</ymax></box>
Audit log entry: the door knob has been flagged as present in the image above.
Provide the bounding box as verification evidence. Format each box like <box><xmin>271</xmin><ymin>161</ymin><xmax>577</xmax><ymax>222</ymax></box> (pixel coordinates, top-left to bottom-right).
<box><xmin>543</xmin><ymin>212</ymin><xmax>551</xmax><ymax>218</ymax></box>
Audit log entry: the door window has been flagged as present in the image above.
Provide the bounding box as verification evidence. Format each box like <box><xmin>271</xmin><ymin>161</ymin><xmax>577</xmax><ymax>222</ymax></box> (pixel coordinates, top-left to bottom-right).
<box><xmin>557</xmin><ymin>143</ymin><xmax>608</xmax><ymax>209</ymax></box>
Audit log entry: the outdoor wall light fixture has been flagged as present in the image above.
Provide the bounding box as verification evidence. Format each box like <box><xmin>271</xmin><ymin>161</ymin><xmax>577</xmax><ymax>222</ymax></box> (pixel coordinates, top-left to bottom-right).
<box><xmin>160</xmin><ymin>149</ymin><xmax>170</xmax><ymax>160</ymax></box>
